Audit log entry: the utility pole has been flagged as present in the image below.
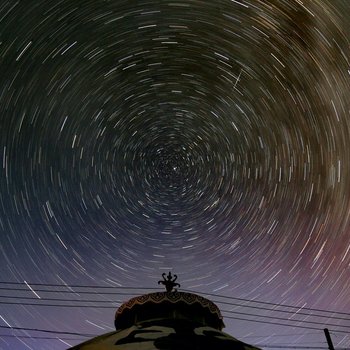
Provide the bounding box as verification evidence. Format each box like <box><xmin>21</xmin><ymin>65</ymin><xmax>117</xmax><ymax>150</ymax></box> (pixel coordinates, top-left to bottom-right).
<box><xmin>324</xmin><ymin>328</ymin><xmax>335</xmax><ymax>350</ymax></box>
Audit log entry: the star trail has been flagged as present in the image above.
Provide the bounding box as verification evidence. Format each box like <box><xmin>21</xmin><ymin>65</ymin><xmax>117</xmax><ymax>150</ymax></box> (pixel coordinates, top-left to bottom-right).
<box><xmin>0</xmin><ymin>0</ymin><xmax>350</xmax><ymax>349</ymax></box>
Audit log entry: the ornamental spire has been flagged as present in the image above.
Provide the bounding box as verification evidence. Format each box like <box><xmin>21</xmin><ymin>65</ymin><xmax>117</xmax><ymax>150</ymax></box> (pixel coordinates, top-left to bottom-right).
<box><xmin>158</xmin><ymin>272</ymin><xmax>181</xmax><ymax>292</ymax></box>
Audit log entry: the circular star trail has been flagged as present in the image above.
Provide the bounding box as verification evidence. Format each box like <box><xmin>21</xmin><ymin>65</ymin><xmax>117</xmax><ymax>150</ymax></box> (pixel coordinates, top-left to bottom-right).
<box><xmin>0</xmin><ymin>1</ymin><xmax>350</xmax><ymax>349</ymax></box>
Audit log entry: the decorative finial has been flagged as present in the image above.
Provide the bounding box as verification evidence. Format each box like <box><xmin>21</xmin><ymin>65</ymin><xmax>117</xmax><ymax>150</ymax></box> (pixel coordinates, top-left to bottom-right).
<box><xmin>158</xmin><ymin>272</ymin><xmax>180</xmax><ymax>292</ymax></box>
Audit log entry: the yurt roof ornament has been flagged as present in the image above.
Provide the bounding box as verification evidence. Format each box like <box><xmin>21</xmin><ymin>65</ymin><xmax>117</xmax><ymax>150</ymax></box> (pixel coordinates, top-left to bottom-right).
<box><xmin>158</xmin><ymin>271</ymin><xmax>181</xmax><ymax>292</ymax></box>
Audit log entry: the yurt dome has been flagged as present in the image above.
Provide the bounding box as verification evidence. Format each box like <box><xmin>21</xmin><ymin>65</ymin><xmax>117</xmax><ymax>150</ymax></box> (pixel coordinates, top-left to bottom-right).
<box><xmin>69</xmin><ymin>273</ymin><xmax>260</xmax><ymax>350</ymax></box>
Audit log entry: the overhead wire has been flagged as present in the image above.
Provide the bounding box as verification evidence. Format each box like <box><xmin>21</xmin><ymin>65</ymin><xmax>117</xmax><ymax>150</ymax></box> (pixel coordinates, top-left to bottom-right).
<box><xmin>1</xmin><ymin>281</ymin><xmax>349</xmax><ymax>336</ymax></box>
<box><xmin>0</xmin><ymin>325</ymin><xmax>96</xmax><ymax>337</ymax></box>
<box><xmin>0</xmin><ymin>286</ymin><xmax>142</xmax><ymax>296</ymax></box>
<box><xmin>0</xmin><ymin>326</ymin><xmax>336</xmax><ymax>349</ymax></box>
<box><xmin>223</xmin><ymin>315</ymin><xmax>350</xmax><ymax>334</ymax></box>
<box><xmin>0</xmin><ymin>334</ymin><xmax>85</xmax><ymax>341</ymax></box>
<box><xmin>0</xmin><ymin>297</ymin><xmax>349</xmax><ymax>330</ymax></box>
<box><xmin>0</xmin><ymin>281</ymin><xmax>158</xmax><ymax>290</ymax></box>
<box><xmin>212</xmin><ymin>299</ymin><xmax>350</xmax><ymax>322</ymax></box>
<box><xmin>0</xmin><ymin>331</ymin><xmax>340</xmax><ymax>350</ymax></box>
<box><xmin>181</xmin><ymin>289</ymin><xmax>350</xmax><ymax>318</ymax></box>
<box><xmin>1</xmin><ymin>293</ymin><xmax>349</xmax><ymax>324</ymax></box>
<box><xmin>1</xmin><ymin>295</ymin><xmax>349</xmax><ymax>327</ymax></box>
<box><xmin>0</xmin><ymin>281</ymin><xmax>348</xmax><ymax>320</ymax></box>
<box><xmin>220</xmin><ymin>309</ymin><xmax>350</xmax><ymax>330</ymax></box>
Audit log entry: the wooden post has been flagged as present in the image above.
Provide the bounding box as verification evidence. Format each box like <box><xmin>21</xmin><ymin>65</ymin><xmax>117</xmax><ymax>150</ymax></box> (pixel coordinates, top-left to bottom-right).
<box><xmin>324</xmin><ymin>328</ymin><xmax>335</xmax><ymax>350</ymax></box>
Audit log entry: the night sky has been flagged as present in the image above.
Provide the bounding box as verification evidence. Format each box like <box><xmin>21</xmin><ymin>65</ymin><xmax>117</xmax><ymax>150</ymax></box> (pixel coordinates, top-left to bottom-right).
<box><xmin>1</xmin><ymin>1</ymin><xmax>350</xmax><ymax>349</ymax></box>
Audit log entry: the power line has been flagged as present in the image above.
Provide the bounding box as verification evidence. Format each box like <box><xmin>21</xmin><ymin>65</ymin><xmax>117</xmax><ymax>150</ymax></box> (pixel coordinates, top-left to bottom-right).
<box><xmin>0</xmin><ymin>326</ymin><xmax>338</xmax><ymax>349</ymax></box>
<box><xmin>1</xmin><ymin>282</ymin><xmax>349</xmax><ymax>320</ymax></box>
<box><xmin>0</xmin><ymin>328</ymin><xmax>346</xmax><ymax>350</ymax></box>
<box><xmin>0</xmin><ymin>301</ymin><xmax>114</xmax><ymax>308</ymax></box>
<box><xmin>0</xmin><ymin>333</ymin><xmax>332</xmax><ymax>350</ymax></box>
<box><xmin>1</xmin><ymin>295</ymin><xmax>349</xmax><ymax>327</ymax></box>
<box><xmin>223</xmin><ymin>315</ymin><xmax>350</xmax><ymax>334</ymax></box>
<box><xmin>258</xmin><ymin>345</ymin><xmax>348</xmax><ymax>350</ymax></box>
<box><xmin>0</xmin><ymin>335</ymin><xmax>334</xmax><ymax>350</ymax></box>
<box><xmin>182</xmin><ymin>289</ymin><xmax>350</xmax><ymax>318</ymax></box>
<box><xmin>213</xmin><ymin>299</ymin><xmax>350</xmax><ymax>322</ymax></box>
<box><xmin>0</xmin><ymin>298</ymin><xmax>349</xmax><ymax>331</ymax></box>
<box><xmin>0</xmin><ymin>320</ymin><xmax>348</xmax><ymax>347</ymax></box>
<box><xmin>0</xmin><ymin>325</ymin><xmax>96</xmax><ymax>337</ymax></box>
<box><xmin>1</xmin><ymin>283</ymin><xmax>348</xmax><ymax>350</ymax></box>
<box><xmin>256</xmin><ymin>345</ymin><xmax>327</xmax><ymax>349</ymax></box>
<box><xmin>0</xmin><ymin>281</ymin><xmax>158</xmax><ymax>290</ymax></box>
<box><xmin>1</xmin><ymin>281</ymin><xmax>349</xmax><ymax>336</ymax></box>
<box><xmin>2</xmin><ymin>296</ymin><xmax>348</xmax><ymax>325</ymax></box>
<box><xmin>240</xmin><ymin>333</ymin><xmax>321</xmax><ymax>339</ymax></box>
<box><xmin>1</xmin><ymin>302</ymin><xmax>349</xmax><ymax>335</ymax></box>
<box><xmin>3</xmin><ymin>293</ymin><xmax>348</xmax><ymax>323</ymax></box>
<box><xmin>0</xmin><ymin>295</ymin><xmax>124</xmax><ymax>303</ymax></box>
<box><xmin>0</xmin><ymin>334</ymin><xmax>84</xmax><ymax>341</ymax></box>
<box><xmin>0</xmin><ymin>286</ymin><xmax>140</xmax><ymax>295</ymax></box>
<box><xmin>221</xmin><ymin>309</ymin><xmax>350</xmax><ymax>330</ymax></box>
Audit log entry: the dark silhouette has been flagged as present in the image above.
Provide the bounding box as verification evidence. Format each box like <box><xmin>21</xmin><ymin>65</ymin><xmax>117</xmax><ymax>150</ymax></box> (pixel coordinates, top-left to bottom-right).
<box><xmin>158</xmin><ymin>272</ymin><xmax>181</xmax><ymax>292</ymax></box>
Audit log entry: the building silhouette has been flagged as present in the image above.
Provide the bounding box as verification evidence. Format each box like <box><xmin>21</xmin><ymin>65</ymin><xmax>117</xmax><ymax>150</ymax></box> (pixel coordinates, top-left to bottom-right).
<box><xmin>69</xmin><ymin>273</ymin><xmax>260</xmax><ymax>350</ymax></box>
